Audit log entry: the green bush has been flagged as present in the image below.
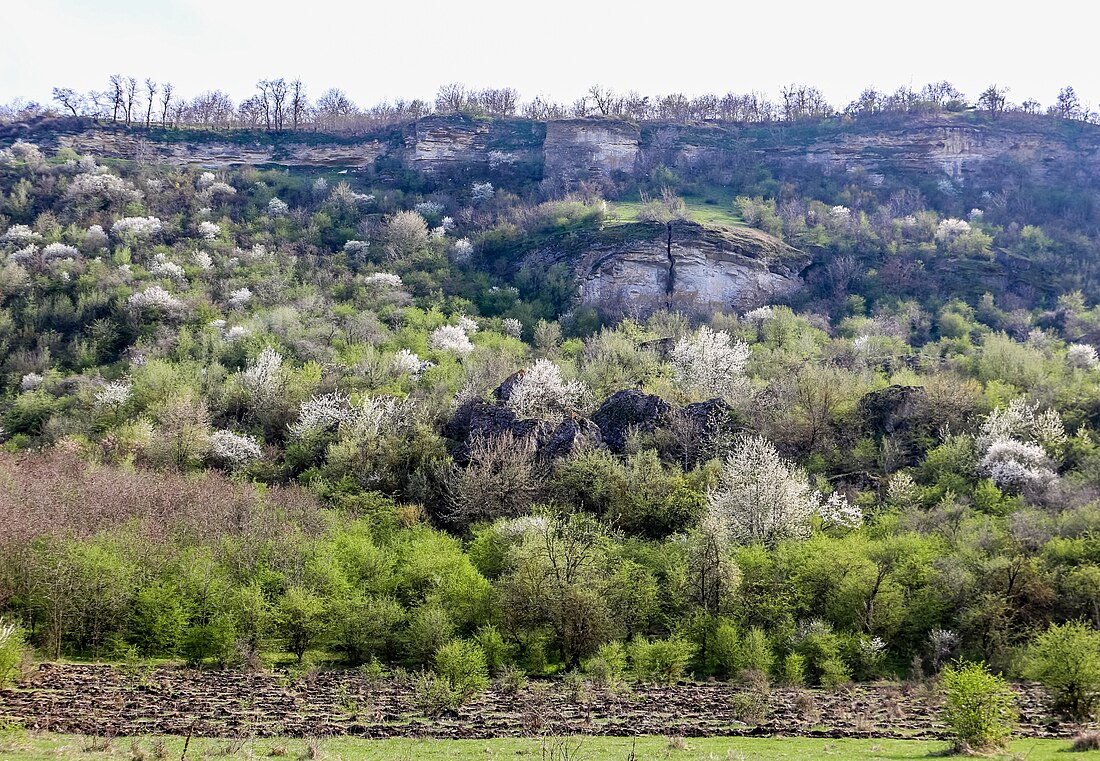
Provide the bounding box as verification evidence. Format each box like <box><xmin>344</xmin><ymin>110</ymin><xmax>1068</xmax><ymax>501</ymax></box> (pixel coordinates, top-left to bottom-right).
<box><xmin>940</xmin><ymin>661</ymin><xmax>1017</xmax><ymax>752</ymax></box>
<box><xmin>410</xmin><ymin>670</ymin><xmax>458</xmax><ymax>718</ymax></box>
<box><xmin>782</xmin><ymin>653</ymin><xmax>807</xmax><ymax>686</ymax></box>
<box><xmin>711</xmin><ymin>620</ymin><xmax>741</xmax><ymax>678</ymax></box>
<box><xmin>474</xmin><ymin>624</ymin><xmax>510</xmax><ymax>676</ymax></box>
<box><xmin>433</xmin><ymin>639</ymin><xmax>489</xmax><ymax>703</ymax></box>
<box><xmin>739</xmin><ymin>627</ymin><xmax>775</xmax><ymax>676</ymax></box>
<box><xmin>583</xmin><ymin>641</ymin><xmax>627</xmax><ymax>686</ymax></box>
<box><xmin>0</xmin><ymin>618</ymin><xmax>26</xmax><ymax>687</ymax></box>
<box><xmin>1024</xmin><ymin>620</ymin><xmax>1100</xmax><ymax>721</ymax></box>
<box><xmin>629</xmin><ymin>635</ymin><xmax>695</xmax><ymax>684</ymax></box>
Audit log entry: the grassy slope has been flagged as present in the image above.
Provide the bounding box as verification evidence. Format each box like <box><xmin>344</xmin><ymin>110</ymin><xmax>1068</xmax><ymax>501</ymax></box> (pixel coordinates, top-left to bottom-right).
<box><xmin>0</xmin><ymin>734</ymin><xmax>1085</xmax><ymax>761</ymax></box>
<box><xmin>610</xmin><ymin>188</ymin><xmax>744</xmax><ymax>228</ymax></box>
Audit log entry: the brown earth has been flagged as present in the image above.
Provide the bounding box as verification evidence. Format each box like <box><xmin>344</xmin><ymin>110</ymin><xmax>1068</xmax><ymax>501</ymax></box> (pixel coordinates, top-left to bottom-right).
<box><xmin>0</xmin><ymin>663</ymin><xmax>1084</xmax><ymax>741</ymax></box>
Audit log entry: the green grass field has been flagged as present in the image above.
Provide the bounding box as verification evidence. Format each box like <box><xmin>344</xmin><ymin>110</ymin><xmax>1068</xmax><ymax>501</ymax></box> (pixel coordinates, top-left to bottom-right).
<box><xmin>609</xmin><ymin>188</ymin><xmax>744</xmax><ymax>229</ymax></box>
<box><xmin>0</xmin><ymin>733</ymin><xmax>1087</xmax><ymax>761</ymax></box>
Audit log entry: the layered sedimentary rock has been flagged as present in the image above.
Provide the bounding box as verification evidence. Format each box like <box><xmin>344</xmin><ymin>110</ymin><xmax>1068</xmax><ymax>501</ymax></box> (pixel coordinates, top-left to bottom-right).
<box><xmin>528</xmin><ymin>221</ymin><xmax>809</xmax><ymax>316</ymax></box>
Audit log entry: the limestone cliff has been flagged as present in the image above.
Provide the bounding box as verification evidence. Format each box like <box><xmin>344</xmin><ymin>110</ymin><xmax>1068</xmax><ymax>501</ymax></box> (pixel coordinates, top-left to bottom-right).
<box><xmin>527</xmin><ymin>221</ymin><xmax>809</xmax><ymax>317</ymax></box>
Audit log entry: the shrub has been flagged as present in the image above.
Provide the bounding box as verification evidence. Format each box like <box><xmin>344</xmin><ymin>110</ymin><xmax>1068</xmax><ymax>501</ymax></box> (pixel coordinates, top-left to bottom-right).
<box><xmin>739</xmin><ymin>627</ymin><xmax>775</xmax><ymax>676</ymax></box>
<box><xmin>1024</xmin><ymin>620</ymin><xmax>1100</xmax><ymax>721</ymax></box>
<box><xmin>496</xmin><ymin>664</ymin><xmax>528</xmax><ymax>695</ymax></box>
<box><xmin>0</xmin><ymin>618</ymin><xmax>26</xmax><ymax>686</ymax></box>
<box><xmin>433</xmin><ymin>639</ymin><xmax>489</xmax><ymax>703</ymax></box>
<box><xmin>629</xmin><ymin>635</ymin><xmax>695</xmax><ymax>684</ymax></box>
<box><xmin>474</xmin><ymin>624</ymin><xmax>510</xmax><ymax>676</ymax></box>
<box><xmin>410</xmin><ymin>670</ymin><xmax>457</xmax><ymax>718</ymax></box>
<box><xmin>583</xmin><ymin>641</ymin><xmax>627</xmax><ymax>686</ymax></box>
<box><xmin>940</xmin><ymin>661</ymin><xmax>1017</xmax><ymax>752</ymax></box>
<box><xmin>782</xmin><ymin>653</ymin><xmax>807</xmax><ymax>686</ymax></box>
<box><xmin>711</xmin><ymin>620</ymin><xmax>741</xmax><ymax>678</ymax></box>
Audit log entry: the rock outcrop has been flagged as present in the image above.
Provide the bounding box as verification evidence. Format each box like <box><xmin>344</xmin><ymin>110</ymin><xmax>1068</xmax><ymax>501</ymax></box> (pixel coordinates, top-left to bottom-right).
<box><xmin>528</xmin><ymin>221</ymin><xmax>809</xmax><ymax>317</ymax></box>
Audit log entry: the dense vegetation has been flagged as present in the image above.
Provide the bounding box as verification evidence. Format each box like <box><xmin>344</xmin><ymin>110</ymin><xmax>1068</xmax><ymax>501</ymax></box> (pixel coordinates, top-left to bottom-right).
<box><xmin>1</xmin><ymin>112</ymin><xmax>1100</xmax><ymax>720</ymax></box>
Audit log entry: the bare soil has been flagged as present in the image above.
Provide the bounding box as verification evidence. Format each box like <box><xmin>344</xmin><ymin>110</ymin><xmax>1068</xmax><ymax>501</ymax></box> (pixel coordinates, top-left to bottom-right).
<box><xmin>0</xmin><ymin>663</ymin><xmax>1078</xmax><ymax>740</ymax></box>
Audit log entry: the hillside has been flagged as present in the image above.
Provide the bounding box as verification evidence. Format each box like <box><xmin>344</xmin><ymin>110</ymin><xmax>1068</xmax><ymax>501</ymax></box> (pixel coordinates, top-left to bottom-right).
<box><xmin>2</xmin><ymin>107</ymin><xmax>1100</xmax><ymax>741</ymax></box>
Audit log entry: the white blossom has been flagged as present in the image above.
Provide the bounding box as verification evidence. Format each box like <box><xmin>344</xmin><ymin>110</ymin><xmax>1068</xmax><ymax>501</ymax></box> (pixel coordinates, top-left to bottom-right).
<box><xmin>742</xmin><ymin>305</ymin><xmax>774</xmax><ymax>324</ymax></box>
<box><xmin>128</xmin><ymin>285</ymin><xmax>183</xmax><ymax>314</ymax></box>
<box><xmin>967</xmin><ymin>208</ymin><xmax>985</xmax><ymax>220</ymax></box>
<box><xmin>363</xmin><ymin>272</ymin><xmax>403</xmax><ymax>289</ymax></box>
<box><xmin>457</xmin><ymin>315</ymin><xmax>479</xmax><ymax>335</ymax></box>
<box><xmin>202</xmin><ymin>181</ymin><xmax>236</xmax><ymax>199</ymax></box>
<box><xmin>225</xmin><ymin>325</ymin><xmax>250</xmax><ymax>342</ymax></box>
<box><xmin>198</xmin><ymin>221</ymin><xmax>220</xmax><ymax>240</ymax></box>
<box><xmin>41</xmin><ymin>242</ymin><xmax>79</xmax><ymax>260</ymax></box>
<box><xmin>266</xmin><ymin>197</ymin><xmax>289</xmax><ymax>216</ymax></box>
<box><xmin>506</xmin><ymin>359</ymin><xmax>589</xmax><ymax>421</ymax></box>
<box><xmin>227</xmin><ymin>287</ymin><xmax>253</xmax><ymax>310</ymax></box>
<box><xmin>340</xmin><ymin>395</ymin><xmax>414</xmax><ymax>442</ymax></box>
<box><xmin>289</xmin><ymin>391</ymin><xmax>352</xmax><ymax>439</ymax></box>
<box><xmin>208</xmin><ymin>429</ymin><xmax>263</xmax><ymax>468</ymax></box>
<box><xmin>980</xmin><ymin>436</ymin><xmax>1056</xmax><ymax>491</ymax></box>
<box><xmin>451</xmin><ymin>238</ymin><xmax>474</xmax><ymax>263</ymax></box>
<box><xmin>65</xmin><ymin>172</ymin><xmax>142</xmax><ymax>204</ymax></box>
<box><xmin>830</xmin><ymin>205</ymin><xmax>851</xmax><ymax>219</ymax></box>
<box><xmin>502</xmin><ymin>318</ymin><xmax>523</xmax><ymax>339</ymax></box>
<box><xmin>706</xmin><ymin>434</ymin><xmax>821</xmax><ymax>545</ymax></box>
<box><xmin>428</xmin><ymin>324</ymin><xmax>475</xmax><ymax>355</ymax></box>
<box><xmin>1067</xmin><ymin>343</ymin><xmax>1099</xmax><ymax>370</ymax></box>
<box><xmin>94</xmin><ymin>380</ymin><xmax>132</xmax><ymax>410</ymax></box>
<box><xmin>20</xmin><ymin>373</ymin><xmax>44</xmax><ymax>392</ymax></box>
<box><xmin>488</xmin><ymin>151</ymin><xmax>516</xmax><ymax>168</ymax></box>
<box><xmin>0</xmin><ymin>224</ymin><xmax>42</xmax><ymax>245</ymax></box>
<box><xmin>978</xmin><ymin>398</ymin><xmax>1065</xmax><ymax>453</ymax></box>
<box><xmin>344</xmin><ymin>240</ymin><xmax>370</xmax><ymax>257</ymax></box>
<box><xmin>240</xmin><ymin>348</ymin><xmax>285</xmax><ymax>407</ymax></box>
<box><xmin>149</xmin><ymin>253</ymin><xmax>186</xmax><ymax>282</ymax></box>
<box><xmin>670</xmin><ymin>326</ymin><xmax>750</xmax><ymax>398</ymax></box>
<box><xmin>414</xmin><ymin>200</ymin><xmax>444</xmax><ymax>217</ymax></box>
<box><xmin>935</xmin><ymin>218</ymin><xmax>971</xmax><ymax>241</ymax></box>
<box><xmin>197</xmin><ymin>172</ymin><xmax>217</xmax><ymax>190</ymax></box>
<box><xmin>440</xmin><ymin>216</ymin><xmax>456</xmax><ymax>233</ymax></box>
<box><xmin>391</xmin><ymin>348</ymin><xmax>423</xmax><ymax>375</ymax></box>
<box><xmin>819</xmin><ymin>491</ymin><xmax>863</xmax><ymax>529</ymax></box>
<box><xmin>112</xmin><ymin>216</ymin><xmax>163</xmax><ymax>238</ymax></box>
<box><xmin>192</xmin><ymin>250</ymin><xmax>213</xmax><ymax>270</ymax></box>
<box><xmin>471</xmin><ymin>181</ymin><xmax>494</xmax><ymax>201</ymax></box>
<box><xmin>84</xmin><ymin>225</ymin><xmax>109</xmax><ymax>249</ymax></box>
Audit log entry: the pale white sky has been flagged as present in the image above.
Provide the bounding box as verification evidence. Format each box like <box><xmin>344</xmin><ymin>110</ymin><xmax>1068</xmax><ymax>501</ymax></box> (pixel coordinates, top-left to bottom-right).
<box><xmin>1</xmin><ymin>0</ymin><xmax>1094</xmax><ymax>112</ymax></box>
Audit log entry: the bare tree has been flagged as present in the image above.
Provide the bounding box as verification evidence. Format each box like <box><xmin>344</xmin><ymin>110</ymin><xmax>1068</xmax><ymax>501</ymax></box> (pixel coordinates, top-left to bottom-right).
<box><xmin>977</xmin><ymin>84</ymin><xmax>1008</xmax><ymax>118</ymax></box>
<box><xmin>587</xmin><ymin>84</ymin><xmax>620</xmax><ymax>116</ymax></box>
<box><xmin>477</xmin><ymin>87</ymin><xmax>519</xmax><ymax>118</ymax></box>
<box><xmin>315</xmin><ymin>87</ymin><xmax>353</xmax><ymax>130</ymax></box>
<box><xmin>435</xmin><ymin>82</ymin><xmax>469</xmax><ymax>114</ymax></box>
<box><xmin>124</xmin><ymin>77</ymin><xmax>138</xmax><ymax>125</ymax></box>
<box><xmin>51</xmin><ymin>87</ymin><xmax>82</xmax><ymax>117</ymax></box>
<box><xmin>1054</xmin><ymin>86</ymin><xmax>1081</xmax><ymax>119</ymax></box>
<box><xmin>143</xmin><ymin>79</ymin><xmax>157</xmax><ymax>127</ymax></box>
<box><xmin>445</xmin><ymin>431</ymin><xmax>543</xmax><ymax>529</ymax></box>
<box><xmin>160</xmin><ymin>82</ymin><xmax>174</xmax><ymax>126</ymax></box>
<box><xmin>108</xmin><ymin>74</ymin><xmax>124</xmax><ymax>121</ymax></box>
<box><xmin>290</xmin><ymin>79</ymin><xmax>308</xmax><ymax>130</ymax></box>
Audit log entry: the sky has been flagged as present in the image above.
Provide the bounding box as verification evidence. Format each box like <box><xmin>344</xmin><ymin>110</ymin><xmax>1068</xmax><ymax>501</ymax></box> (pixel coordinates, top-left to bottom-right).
<box><xmin>1</xmin><ymin>0</ymin><xmax>1096</xmax><ymax>113</ymax></box>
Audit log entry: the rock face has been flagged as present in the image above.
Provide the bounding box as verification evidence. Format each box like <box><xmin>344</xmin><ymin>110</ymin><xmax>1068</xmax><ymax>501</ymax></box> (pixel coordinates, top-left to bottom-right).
<box><xmin>591</xmin><ymin>390</ymin><xmax>674</xmax><ymax>454</ymax></box>
<box><xmin>6</xmin><ymin>114</ymin><xmax>1100</xmax><ymax>185</ymax></box>
<box><xmin>543</xmin><ymin>120</ymin><xmax>641</xmax><ymax>181</ymax></box>
<box><xmin>529</xmin><ymin>221</ymin><xmax>809</xmax><ymax>317</ymax></box>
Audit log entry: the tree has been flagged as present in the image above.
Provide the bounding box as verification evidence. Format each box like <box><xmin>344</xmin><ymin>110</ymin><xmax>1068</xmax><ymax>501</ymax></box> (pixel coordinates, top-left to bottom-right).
<box><xmin>1054</xmin><ymin>86</ymin><xmax>1081</xmax><ymax>120</ymax></box>
<box><xmin>143</xmin><ymin>79</ymin><xmax>156</xmax><ymax>127</ymax></box>
<box><xmin>1025</xmin><ymin>621</ymin><xmax>1100</xmax><ymax>720</ymax></box>
<box><xmin>446</xmin><ymin>432</ymin><xmax>542</xmax><ymax>528</ymax></box>
<box><xmin>940</xmin><ymin>662</ymin><xmax>1017</xmax><ymax>752</ymax></box>
<box><xmin>977</xmin><ymin>85</ymin><xmax>1008</xmax><ymax>117</ymax></box>
<box><xmin>435</xmin><ymin>83</ymin><xmax>469</xmax><ymax>114</ymax></box>
<box><xmin>276</xmin><ymin>586</ymin><xmax>325</xmax><ymax>663</ymax></box>
<box><xmin>51</xmin><ymin>87</ymin><xmax>82</xmax><ymax>117</ymax></box>
<box><xmin>706</xmin><ymin>434</ymin><xmax>820</xmax><ymax>545</ymax></box>
<box><xmin>160</xmin><ymin>82</ymin><xmax>173</xmax><ymax>126</ymax></box>
<box><xmin>123</xmin><ymin>76</ymin><xmax>138</xmax><ymax>125</ymax></box>
<box><xmin>669</xmin><ymin>326</ymin><xmax>749</xmax><ymax>399</ymax></box>
<box><xmin>587</xmin><ymin>85</ymin><xmax>620</xmax><ymax>116</ymax></box>
<box><xmin>108</xmin><ymin>74</ymin><xmax>124</xmax><ymax>121</ymax></box>
<box><xmin>290</xmin><ymin>79</ymin><xmax>308</xmax><ymax>130</ymax></box>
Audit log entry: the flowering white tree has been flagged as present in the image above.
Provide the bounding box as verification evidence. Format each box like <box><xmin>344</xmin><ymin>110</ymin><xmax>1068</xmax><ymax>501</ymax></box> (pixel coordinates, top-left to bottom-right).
<box><xmin>471</xmin><ymin>182</ymin><xmax>494</xmax><ymax>202</ymax></box>
<box><xmin>502</xmin><ymin>318</ymin><xmax>523</xmax><ymax>339</ymax></box>
<box><xmin>84</xmin><ymin>225</ymin><xmax>109</xmax><ymax>249</ymax></box>
<box><xmin>240</xmin><ymin>348</ymin><xmax>285</xmax><ymax>409</ymax></box>
<box><xmin>288</xmin><ymin>391</ymin><xmax>352</xmax><ymax>439</ymax></box>
<box><xmin>414</xmin><ymin>200</ymin><xmax>444</xmax><ymax>217</ymax></box>
<box><xmin>128</xmin><ymin>285</ymin><xmax>183</xmax><ymax>315</ymax></box>
<box><xmin>1067</xmin><ymin>343</ymin><xmax>1100</xmax><ymax>370</ymax></box>
<box><xmin>507</xmin><ymin>359</ymin><xmax>589</xmax><ymax>421</ymax></box>
<box><xmin>266</xmin><ymin>197</ymin><xmax>289</xmax><ymax>216</ymax></box>
<box><xmin>428</xmin><ymin>324</ymin><xmax>475</xmax><ymax>355</ymax></box>
<box><xmin>975</xmin><ymin>399</ymin><xmax>1064</xmax><ymax>492</ymax></box>
<box><xmin>20</xmin><ymin>373</ymin><xmax>44</xmax><ymax>392</ymax></box>
<box><xmin>149</xmin><ymin>253</ymin><xmax>185</xmax><ymax>283</ymax></box>
<box><xmin>94</xmin><ymin>380</ymin><xmax>132</xmax><ymax>410</ymax></box>
<box><xmin>198</xmin><ymin>221</ymin><xmax>220</xmax><ymax>240</ymax></box>
<box><xmin>208</xmin><ymin>429</ymin><xmax>263</xmax><ymax>468</ymax></box>
<box><xmin>227</xmin><ymin>287</ymin><xmax>252</xmax><ymax>310</ymax></box>
<box><xmin>192</xmin><ymin>250</ymin><xmax>213</xmax><ymax>270</ymax></box>
<box><xmin>670</xmin><ymin>326</ymin><xmax>750</xmax><ymax>398</ymax></box>
<box><xmin>363</xmin><ymin>272</ymin><xmax>402</xmax><ymax>289</ymax></box>
<box><xmin>391</xmin><ymin>348</ymin><xmax>422</xmax><ymax>376</ymax></box>
<box><xmin>112</xmin><ymin>216</ymin><xmax>163</xmax><ymax>238</ymax></box>
<box><xmin>1</xmin><ymin>225</ymin><xmax>42</xmax><ymax>246</ymax></box>
<box><xmin>451</xmin><ymin>238</ymin><xmax>474</xmax><ymax>263</ymax></box>
<box><xmin>706</xmin><ymin>434</ymin><xmax>858</xmax><ymax>545</ymax></box>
